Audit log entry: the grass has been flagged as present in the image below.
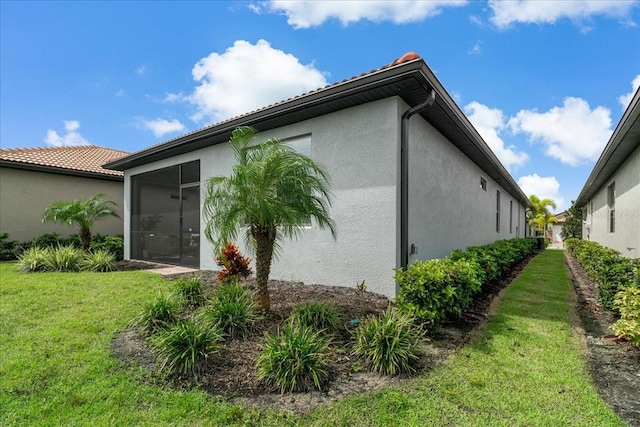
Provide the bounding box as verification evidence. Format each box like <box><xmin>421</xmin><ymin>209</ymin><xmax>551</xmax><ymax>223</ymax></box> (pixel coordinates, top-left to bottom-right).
<box><xmin>0</xmin><ymin>251</ymin><xmax>626</xmax><ymax>426</ymax></box>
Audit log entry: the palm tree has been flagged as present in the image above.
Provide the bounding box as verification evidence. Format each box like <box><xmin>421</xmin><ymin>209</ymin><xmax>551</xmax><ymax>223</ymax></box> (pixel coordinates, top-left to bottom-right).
<box><xmin>203</xmin><ymin>127</ymin><xmax>336</xmax><ymax>312</ymax></box>
<box><xmin>527</xmin><ymin>194</ymin><xmax>558</xmax><ymax>236</ymax></box>
<box><xmin>42</xmin><ymin>193</ymin><xmax>121</xmax><ymax>250</ymax></box>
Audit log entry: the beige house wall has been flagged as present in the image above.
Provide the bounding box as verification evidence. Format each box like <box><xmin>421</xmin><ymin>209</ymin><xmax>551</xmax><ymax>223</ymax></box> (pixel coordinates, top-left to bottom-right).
<box><xmin>0</xmin><ymin>167</ymin><xmax>124</xmax><ymax>242</ymax></box>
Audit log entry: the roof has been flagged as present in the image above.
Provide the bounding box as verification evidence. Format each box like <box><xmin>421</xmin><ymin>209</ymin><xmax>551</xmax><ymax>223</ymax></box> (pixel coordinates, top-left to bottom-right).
<box><xmin>0</xmin><ymin>145</ymin><xmax>128</xmax><ymax>181</ymax></box>
<box><xmin>575</xmin><ymin>87</ymin><xmax>640</xmax><ymax>208</ymax></box>
<box><xmin>104</xmin><ymin>53</ymin><xmax>530</xmax><ymax>207</ymax></box>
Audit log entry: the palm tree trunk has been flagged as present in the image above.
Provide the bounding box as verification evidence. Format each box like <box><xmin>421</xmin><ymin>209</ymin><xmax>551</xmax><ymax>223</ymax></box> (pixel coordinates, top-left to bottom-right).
<box><xmin>253</xmin><ymin>224</ymin><xmax>276</xmax><ymax>312</ymax></box>
<box><xmin>79</xmin><ymin>227</ymin><xmax>91</xmax><ymax>251</ymax></box>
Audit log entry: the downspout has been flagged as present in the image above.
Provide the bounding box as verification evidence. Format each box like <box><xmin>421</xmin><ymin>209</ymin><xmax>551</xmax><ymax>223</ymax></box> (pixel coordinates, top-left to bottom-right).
<box><xmin>399</xmin><ymin>88</ymin><xmax>436</xmax><ymax>275</ymax></box>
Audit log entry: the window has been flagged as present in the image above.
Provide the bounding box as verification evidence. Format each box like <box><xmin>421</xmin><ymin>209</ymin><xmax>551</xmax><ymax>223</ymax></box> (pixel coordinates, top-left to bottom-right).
<box><xmin>496</xmin><ymin>190</ymin><xmax>501</xmax><ymax>233</ymax></box>
<box><xmin>285</xmin><ymin>135</ymin><xmax>312</xmax><ymax>157</ymax></box>
<box><xmin>608</xmin><ymin>182</ymin><xmax>615</xmax><ymax>233</ymax></box>
<box><xmin>480</xmin><ymin>177</ymin><xmax>487</xmax><ymax>191</ymax></box>
<box><xmin>509</xmin><ymin>200</ymin><xmax>513</xmax><ymax>234</ymax></box>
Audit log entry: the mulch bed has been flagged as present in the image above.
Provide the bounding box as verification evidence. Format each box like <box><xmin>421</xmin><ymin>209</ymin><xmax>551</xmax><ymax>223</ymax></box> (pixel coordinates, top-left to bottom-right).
<box><xmin>112</xmin><ymin>256</ymin><xmax>533</xmax><ymax>415</ymax></box>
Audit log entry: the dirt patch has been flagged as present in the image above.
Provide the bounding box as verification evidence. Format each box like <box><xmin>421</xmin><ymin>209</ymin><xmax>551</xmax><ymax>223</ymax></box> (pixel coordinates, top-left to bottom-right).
<box><xmin>111</xmin><ymin>256</ymin><xmax>533</xmax><ymax>415</ymax></box>
<box><xmin>565</xmin><ymin>252</ymin><xmax>640</xmax><ymax>427</ymax></box>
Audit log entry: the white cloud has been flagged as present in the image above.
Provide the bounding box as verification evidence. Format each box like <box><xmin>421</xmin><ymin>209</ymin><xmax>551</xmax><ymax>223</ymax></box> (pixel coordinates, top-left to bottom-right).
<box><xmin>464</xmin><ymin>101</ymin><xmax>529</xmax><ymax>170</ymax></box>
<box><xmin>188</xmin><ymin>39</ymin><xmax>328</xmax><ymax>123</ymax></box>
<box><xmin>508</xmin><ymin>97</ymin><xmax>612</xmax><ymax>166</ymax></box>
<box><xmin>517</xmin><ymin>174</ymin><xmax>564</xmax><ymax>211</ymax></box>
<box><xmin>44</xmin><ymin>120</ymin><xmax>90</xmax><ymax>147</ymax></box>
<box><xmin>618</xmin><ymin>74</ymin><xmax>640</xmax><ymax>110</ymax></box>
<box><xmin>115</xmin><ymin>88</ymin><xmax>125</xmax><ymax>97</ymax></box>
<box><xmin>140</xmin><ymin>118</ymin><xmax>186</xmax><ymax>138</ymax></box>
<box><xmin>488</xmin><ymin>0</ymin><xmax>637</xmax><ymax>28</ymax></box>
<box><xmin>258</xmin><ymin>0</ymin><xmax>468</xmax><ymax>29</ymax></box>
<box><xmin>135</xmin><ymin>65</ymin><xmax>146</xmax><ymax>75</ymax></box>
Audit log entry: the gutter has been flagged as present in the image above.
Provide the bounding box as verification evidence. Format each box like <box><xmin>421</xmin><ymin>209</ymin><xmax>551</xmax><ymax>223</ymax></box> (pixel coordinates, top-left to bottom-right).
<box><xmin>399</xmin><ymin>87</ymin><xmax>436</xmax><ymax>274</ymax></box>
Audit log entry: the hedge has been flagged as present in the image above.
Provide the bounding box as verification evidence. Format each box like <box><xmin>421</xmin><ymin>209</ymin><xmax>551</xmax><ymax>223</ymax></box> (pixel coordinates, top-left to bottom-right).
<box><xmin>396</xmin><ymin>238</ymin><xmax>537</xmax><ymax>327</ymax></box>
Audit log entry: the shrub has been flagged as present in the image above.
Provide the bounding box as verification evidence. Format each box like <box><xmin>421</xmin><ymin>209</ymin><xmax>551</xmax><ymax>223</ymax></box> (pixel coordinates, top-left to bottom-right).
<box><xmin>612</xmin><ymin>286</ymin><xmax>640</xmax><ymax>348</ymax></box>
<box><xmin>290</xmin><ymin>301</ymin><xmax>340</xmax><ymax>334</ymax></box>
<box><xmin>153</xmin><ymin>319</ymin><xmax>224</xmax><ymax>377</ymax></box>
<box><xmin>42</xmin><ymin>245</ymin><xmax>84</xmax><ymax>272</ymax></box>
<box><xmin>174</xmin><ymin>276</ymin><xmax>206</xmax><ymax>309</ymax></box>
<box><xmin>90</xmin><ymin>235</ymin><xmax>124</xmax><ymax>261</ymax></box>
<box><xmin>565</xmin><ymin>238</ymin><xmax>639</xmax><ymax>312</ymax></box>
<box><xmin>216</xmin><ymin>242</ymin><xmax>252</xmax><ymax>282</ymax></box>
<box><xmin>256</xmin><ymin>320</ymin><xmax>332</xmax><ymax>393</ymax></box>
<box><xmin>134</xmin><ymin>294</ymin><xmax>179</xmax><ymax>335</ymax></box>
<box><xmin>396</xmin><ymin>258</ymin><xmax>482</xmax><ymax>326</ymax></box>
<box><xmin>352</xmin><ymin>306</ymin><xmax>422</xmax><ymax>376</ymax></box>
<box><xmin>82</xmin><ymin>250</ymin><xmax>117</xmax><ymax>272</ymax></box>
<box><xmin>201</xmin><ymin>280</ymin><xmax>260</xmax><ymax>339</ymax></box>
<box><xmin>0</xmin><ymin>233</ymin><xmax>29</xmax><ymax>261</ymax></box>
<box><xmin>17</xmin><ymin>246</ymin><xmax>50</xmax><ymax>272</ymax></box>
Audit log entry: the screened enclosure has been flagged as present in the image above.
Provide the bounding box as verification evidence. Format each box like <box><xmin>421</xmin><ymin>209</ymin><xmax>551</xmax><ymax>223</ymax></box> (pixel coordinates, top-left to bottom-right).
<box><xmin>130</xmin><ymin>160</ymin><xmax>200</xmax><ymax>267</ymax></box>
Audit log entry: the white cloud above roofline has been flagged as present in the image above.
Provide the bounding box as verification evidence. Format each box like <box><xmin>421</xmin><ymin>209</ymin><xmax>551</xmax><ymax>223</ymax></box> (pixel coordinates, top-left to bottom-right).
<box><xmin>44</xmin><ymin>120</ymin><xmax>91</xmax><ymax>147</ymax></box>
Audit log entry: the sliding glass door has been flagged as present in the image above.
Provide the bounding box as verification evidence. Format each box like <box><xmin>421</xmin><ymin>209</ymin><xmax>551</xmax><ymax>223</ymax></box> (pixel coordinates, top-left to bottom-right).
<box><xmin>131</xmin><ymin>160</ymin><xmax>200</xmax><ymax>267</ymax></box>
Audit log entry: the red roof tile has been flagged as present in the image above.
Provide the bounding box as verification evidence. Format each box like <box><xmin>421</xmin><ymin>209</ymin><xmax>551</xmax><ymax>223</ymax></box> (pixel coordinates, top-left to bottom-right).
<box><xmin>0</xmin><ymin>145</ymin><xmax>128</xmax><ymax>177</ymax></box>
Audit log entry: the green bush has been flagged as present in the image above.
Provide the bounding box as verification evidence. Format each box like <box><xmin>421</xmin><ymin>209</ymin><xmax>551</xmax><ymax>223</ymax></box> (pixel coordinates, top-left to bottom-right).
<box><xmin>565</xmin><ymin>238</ymin><xmax>639</xmax><ymax>312</ymax></box>
<box><xmin>17</xmin><ymin>246</ymin><xmax>51</xmax><ymax>272</ymax></box>
<box><xmin>612</xmin><ymin>286</ymin><xmax>640</xmax><ymax>348</ymax></box>
<box><xmin>153</xmin><ymin>319</ymin><xmax>223</xmax><ymax>377</ymax></box>
<box><xmin>396</xmin><ymin>258</ymin><xmax>482</xmax><ymax>326</ymax></box>
<box><xmin>352</xmin><ymin>306</ymin><xmax>422</xmax><ymax>376</ymax></box>
<box><xmin>201</xmin><ymin>280</ymin><xmax>260</xmax><ymax>340</ymax></box>
<box><xmin>290</xmin><ymin>301</ymin><xmax>340</xmax><ymax>334</ymax></box>
<box><xmin>135</xmin><ymin>294</ymin><xmax>179</xmax><ymax>335</ymax></box>
<box><xmin>0</xmin><ymin>233</ymin><xmax>29</xmax><ymax>261</ymax></box>
<box><xmin>256</xmin><ymin>319</ymin><xmax>332</xmax><ymax>393</ymax></box>
<box><xmin>174</xmin><ymin>276</ymin><xmax>206</xmax><ymax>309</ymax></box>
<box><xmin>90</xmin><ymin>235</ymin><xmax>124</xmax><ymax>261</ymax></box>
<box><xmin>82</xmin><ymin>250</ymin><xmax>117</xmax><ymax>272</ymax></box>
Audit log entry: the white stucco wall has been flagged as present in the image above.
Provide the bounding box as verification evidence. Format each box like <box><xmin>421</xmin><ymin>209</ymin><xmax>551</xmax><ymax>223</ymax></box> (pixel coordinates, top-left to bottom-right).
<box><xmin>405</xmin><ymin>102</ymin><xmax>527</xmax><ymax>263</ymax></box>
<box><xmin>0</xmin><ymin>167</ymin><xmax>124</xmax><ymax>242</ymax></box>
<box><xmin>124</xmin><ymin>98</ymin><xmax>399</xmax><ymax>297</ymax></box>
<box><xmin>583</xmin><ymin>145</ymin><xmax>640</xmax><ymax>258</ymax></box>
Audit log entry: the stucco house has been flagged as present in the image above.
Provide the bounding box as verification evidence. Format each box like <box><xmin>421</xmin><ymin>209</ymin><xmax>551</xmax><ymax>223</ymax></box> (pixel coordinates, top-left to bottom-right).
<box><xmin>551</xmin><ymin>210</ymin><xmax>567</xmax><ymax>244</ymax></box>
<box><xmin>0</xmin><ymin>145</ymin><xmax>128</xmax><ymax>241</ymax></box>
<box><xmin>575</xmin><ymin>87</ymin><xmax>640</xmax><ymax>259</ymax></box>
<box><xmin>105</xmin><ymin>53</ymin><xmax>531</xmax><ymax>297</ymax></box>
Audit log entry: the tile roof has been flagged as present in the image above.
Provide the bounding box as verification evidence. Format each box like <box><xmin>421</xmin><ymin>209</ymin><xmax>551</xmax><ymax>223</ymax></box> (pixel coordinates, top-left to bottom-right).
<box><xmin>0</xmin><ymin>145</ymin><xmax>128</xmax><ymax>177</ymax></box>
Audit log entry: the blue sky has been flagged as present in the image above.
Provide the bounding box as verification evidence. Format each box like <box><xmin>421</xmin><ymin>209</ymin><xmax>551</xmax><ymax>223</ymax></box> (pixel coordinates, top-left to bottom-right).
<box><xmin>2</xmin><ymin>1</ymin><xmax>639</xmax><ymax>211</ymax></box>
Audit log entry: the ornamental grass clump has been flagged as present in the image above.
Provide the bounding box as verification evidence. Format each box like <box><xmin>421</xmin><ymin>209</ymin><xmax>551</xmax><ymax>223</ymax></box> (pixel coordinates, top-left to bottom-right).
<box><xmin>153</xmin><ymin>319</ymin><xmax>224</xmax><ymax>377</ymax></box>
<box><xmin>17</xmin><ymin>246</ymin><xmax>50</xmax><ymax>272</ymax></box>
<box><xmin>174</xmin><ymin>276</ymin><xmax>206</xmax><ymax>309</ymax></box>
<box><xmin>352</xmin><ymin>306</ymin><xmax>422</xmax><ymax>376</ymax></box>
<box><xmin>290</xmin><ymin>300</ymin><xmax>340</xmax><ymax>334</ymax></box>
<box><xmin>81</xmin><ymin>249</ymin><xmax>117</xmax><ymax>272</ymax></box>
<box><xmin>256</xmin><ymin>319</ymin><xmax>332</xmax><ymax>393</ymax></box>
<box><xmin>42</xmin><ymin>245</ymin><xmax>84</xmax><ymax>272</ymax></box>
<box><xmin>135</xmin><ymin>294</ymin><xmax>179</xmax><ymax>335</ymax></box>
<box><xmin>201</xmin><ymin>280</ymin><xmax>260</xmax><ymax>340</ymax></box>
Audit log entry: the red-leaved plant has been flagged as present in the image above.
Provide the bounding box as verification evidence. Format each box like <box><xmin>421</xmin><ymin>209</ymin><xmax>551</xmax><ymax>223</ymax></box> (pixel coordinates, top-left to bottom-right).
<box><xmin>216</xmin><ymin>242</ymin><xmax>252</xmax><ymax>282</ymax></box>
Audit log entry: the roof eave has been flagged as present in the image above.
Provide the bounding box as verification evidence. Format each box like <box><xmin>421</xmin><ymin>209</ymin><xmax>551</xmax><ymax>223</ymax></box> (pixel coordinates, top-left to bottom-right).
<box><xmin>0</xmin><ymin>160</ymin><xmax>124</xmax><ymax>182</ymax></box>
<box><xmin>575</xmin><ymin>88</ymin><xmax>640</xmax><ymax>208</ymax></box>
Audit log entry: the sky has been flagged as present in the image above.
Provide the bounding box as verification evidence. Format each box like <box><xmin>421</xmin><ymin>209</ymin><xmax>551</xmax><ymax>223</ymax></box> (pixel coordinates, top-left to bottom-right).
<box><xmin>1</xmin><ymin>1</ymin><xmax>639</xmax><ymax>212</ymax></box>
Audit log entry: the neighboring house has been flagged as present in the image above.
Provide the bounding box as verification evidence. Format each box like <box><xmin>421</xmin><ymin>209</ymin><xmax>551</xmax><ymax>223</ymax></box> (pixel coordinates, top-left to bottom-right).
<box><xmin>551</xmin><ymin>210</ymin><xmax>567</xmax><ymax>244</ymax></box>
<box><xmin>0</xmin><ymin>145</ymin><xmax>128</xmax><ymax>241</ymax></box>
<box><xmin>575</xmin><ymin>87</ymin><xmax>640</xmax><ymax>259</ymax></box>
<box><xmin>105</xmin><ymin>53</ymin><xmax>531</xmax><ymax>297</ymax></box>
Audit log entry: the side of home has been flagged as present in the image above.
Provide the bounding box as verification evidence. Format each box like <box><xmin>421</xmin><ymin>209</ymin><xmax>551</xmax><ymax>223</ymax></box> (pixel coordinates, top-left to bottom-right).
<box><xmin>576</xmin><ymin>88</ymin><xmax>640</xmax><ymax>259</ymax></box>
<box><xmin>107</xmin><ymin>54</ymin><xmax>530</xmax><ymax>297</ymax></box>
<box><xmin>0</xmin><ymin>146</ymin><xmax>127</xmax><ymax>242</ymax></box>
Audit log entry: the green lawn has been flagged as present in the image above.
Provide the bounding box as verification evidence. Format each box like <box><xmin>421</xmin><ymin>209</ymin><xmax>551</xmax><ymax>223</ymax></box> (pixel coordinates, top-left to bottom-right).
<box><xmin>0</xmin><ymin>251</ymin><xmax>625</xmax><ymax>426</ymax></box>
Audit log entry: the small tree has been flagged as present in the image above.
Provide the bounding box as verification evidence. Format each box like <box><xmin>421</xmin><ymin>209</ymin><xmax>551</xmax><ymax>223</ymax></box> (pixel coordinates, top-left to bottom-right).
<box><xmin>203</xmin><ymin>127</ymin><xmax>336</xmax><ymax>312</ymax></box>
<box><xmin>561</xmin><ymin>201</ymin><xmax>582</xmax><ymax>240</ymax></box>
<box><xmin>42</xmin><ymin>193</ymin><xmax>120</xmax><ymax>250</ymax></box>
